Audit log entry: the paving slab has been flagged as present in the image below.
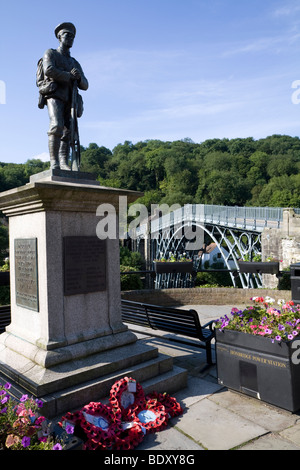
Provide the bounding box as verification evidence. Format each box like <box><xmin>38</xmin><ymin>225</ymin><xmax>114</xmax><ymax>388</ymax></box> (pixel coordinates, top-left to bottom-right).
<box><xmin>209</xmin><ymin>389</ymin><xmax>298</xmax><ymax>432</ymax></box>
<box><xmin>136</xmin><ymin>425</ymin><xmax>204</xmax><ymax>451</ymax></box>
<box><xmin>173</xmin><ymin>375</ymin><xmax>223</xmax><ymax>409</ymax></box>
<box><xmin>186</xmin><ymin>304</ymin><xmax>247</xmax><ymax>325</ymax></box>
<box><xmin>239</xmin><ymin>433</ymin><xmax>300</xmax><ymax>450</ymax></box>
<box><xmin>279</xmin><ymin>422</ymin><xmax>300</xmax><ymax>447</ymax></box>
<box><xmin>174</xmin><ymin>396</ymin><xmax>268</xmax><ymax>450</ymax></box>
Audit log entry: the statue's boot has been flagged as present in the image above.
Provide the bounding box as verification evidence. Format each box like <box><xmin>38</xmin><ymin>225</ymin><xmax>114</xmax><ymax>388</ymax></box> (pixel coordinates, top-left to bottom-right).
<box><xmin>59</xmin><ymin>141</ymin><xmax>71</xmax><ymax>171</ymax></box>
<box><xmin>48</xmin><ymin>135</ymin><xmax>60</xmax><ymax>170</ymax></box>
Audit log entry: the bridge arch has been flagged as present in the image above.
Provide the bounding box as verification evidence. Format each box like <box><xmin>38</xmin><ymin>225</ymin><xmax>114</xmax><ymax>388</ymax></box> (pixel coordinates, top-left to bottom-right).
<box><xmin>150</xmin><ymin>220</ymin><xmax>262</xmax><ymax>289</ymax></box>
<box><xmin>133</xmin><ymin>203</ymin><xmax>292</xmax><ymax>289</ymax></box>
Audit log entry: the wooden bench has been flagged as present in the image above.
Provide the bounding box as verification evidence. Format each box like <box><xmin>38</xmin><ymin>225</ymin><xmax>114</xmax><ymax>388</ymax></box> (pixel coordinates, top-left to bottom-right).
<box><xmin>0</xmin><ymin>305</ymin><xmax>11</xmax><ymax>334</ymax></box>
<box><xmin>121</xmin><ymin>299</ymin><xmax>216</xmax><ymax>365</ymax></box>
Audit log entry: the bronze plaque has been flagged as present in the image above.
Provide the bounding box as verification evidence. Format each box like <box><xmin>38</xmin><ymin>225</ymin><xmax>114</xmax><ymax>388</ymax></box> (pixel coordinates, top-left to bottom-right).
<box><xmin>14</xmin><ymin>238</ymin><xmax>39</xmax><ymax>311</ymax></box>
<box><xmin>64</xmin><ymin>236</ymin><xmax>106</xmax><ymax>295</ymax></box>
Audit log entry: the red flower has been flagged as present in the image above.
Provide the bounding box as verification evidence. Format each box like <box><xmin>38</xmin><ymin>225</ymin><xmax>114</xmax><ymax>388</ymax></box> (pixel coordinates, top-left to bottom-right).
<box><xmin>109</xmin><ymin>377</ymin><xmax>146</xmax><ymax>421</ymax></box>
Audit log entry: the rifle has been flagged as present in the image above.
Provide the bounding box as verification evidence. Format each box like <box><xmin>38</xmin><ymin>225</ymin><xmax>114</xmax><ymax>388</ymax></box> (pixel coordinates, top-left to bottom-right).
<box><xmin>70</xmin><ymin>80</ymin><xmax>81</xmax><ymax>171</ymax></box>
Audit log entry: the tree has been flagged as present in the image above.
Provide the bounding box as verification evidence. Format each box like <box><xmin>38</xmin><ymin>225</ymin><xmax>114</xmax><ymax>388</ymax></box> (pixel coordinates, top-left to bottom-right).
<box><xmin>267</xmin><ymin>154</ymin><xmax>296</xmax><ymax>178</ymax></box>
<box><xmin>134</xmin><ymin>189</ymin><xmax>164</xmax><ymax>211</ymax></box>
<box><xmin>228</xmin><ymin>137</ymin><xmax>256</xmax><ymax>157</ymax></box>
<box><xmin>246</xmin><ymin>151</ymin><xmax>269</xmax><ymax>189</ymax></box>
<box><xmin>0</xmin><ymin>164</ymin><xmax>27</xmax><ymax>191</ymax></box>
<box><xmin>201</xmin><ymin>170</ymin><xmax>247</xmax><ymax>206</ymax></box>
<box><xmin>144</xmin><ymin>146</ymin><xmax>167</xmax><ymax>186</ymax></box>
<box><xmin>24</xmin><ymin>159</ymin><xmax>49</xmax><ymax>178</ymax></box>
<box><xmin>0</xmin><ymin>134</ymin><xmax>298</xmax><ymax>211</ymax></box>
<box><xmin>119</xmin><ymin>246</ymin><xmax>144</xmax><ymax>290</ymax></box>
<box><xmin>80</xmin><ymin>143</ymin><xmax>112</xmax><ymax>178</ymax></box>
<box><xmin>256</xmin><ymin>175</ymin><xmax>300</xmax><ymax>207</ymax></box>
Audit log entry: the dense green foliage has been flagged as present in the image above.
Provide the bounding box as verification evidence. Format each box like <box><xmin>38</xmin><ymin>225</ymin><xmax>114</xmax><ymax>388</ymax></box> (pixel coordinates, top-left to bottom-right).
<box><xmin>0</xmin><ymin>159</ymin><xmax>49</xmax><ymax>192</ymax></box>
<box><xmin>119</xmin><ymin>246</ymin><xmax>144</xmax><ymax>290</ymax></box>
<box><xmin>1</xmin><ymin>134</ymin><xmax>299</xmax><ymax>209</ymax></box>
<box><xmin>0</xmin><ymin>136</ymin><xmax>297</xmax><ymax>293</ymax></box>
<box><xmin>78</xmin><ymin>135</ymin><xmax>300</xmax><ymax>209</ymax></box>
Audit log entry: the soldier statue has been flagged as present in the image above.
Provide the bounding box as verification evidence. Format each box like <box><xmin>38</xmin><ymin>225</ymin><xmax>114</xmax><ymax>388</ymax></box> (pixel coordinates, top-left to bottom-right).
<box><xmin>37</xmin><ymin>22</ymin><xmax>88</xmax><ymax>171</ymax></box>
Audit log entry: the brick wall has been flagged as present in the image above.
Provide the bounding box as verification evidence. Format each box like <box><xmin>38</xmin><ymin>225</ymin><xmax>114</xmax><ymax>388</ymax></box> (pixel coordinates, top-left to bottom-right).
<box><xmin>121</xmin><ymin>287</ymin><xmax>291</xmax><ymax>306</ymax></box>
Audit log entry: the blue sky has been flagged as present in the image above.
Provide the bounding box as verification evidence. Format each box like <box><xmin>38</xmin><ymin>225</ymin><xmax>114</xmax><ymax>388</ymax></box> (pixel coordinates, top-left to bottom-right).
<box><xmin>1</xmin><ymin>0</ymin><xmax>300</xmax><ymax>164</ymax></box>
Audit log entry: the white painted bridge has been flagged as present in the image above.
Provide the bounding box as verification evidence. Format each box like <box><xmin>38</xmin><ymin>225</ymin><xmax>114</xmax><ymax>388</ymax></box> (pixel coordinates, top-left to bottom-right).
<box><xmin>133</xmin><ymin>204</ymin><xmax>300</xmax><ymax>289</ymax></box>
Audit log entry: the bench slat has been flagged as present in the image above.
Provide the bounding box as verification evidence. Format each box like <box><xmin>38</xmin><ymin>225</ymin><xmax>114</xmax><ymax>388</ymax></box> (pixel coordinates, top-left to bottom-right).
<box><xmin>121</xmin><ymin>299</ymin><xmax>215</xmax><ymax>365</ymax></box>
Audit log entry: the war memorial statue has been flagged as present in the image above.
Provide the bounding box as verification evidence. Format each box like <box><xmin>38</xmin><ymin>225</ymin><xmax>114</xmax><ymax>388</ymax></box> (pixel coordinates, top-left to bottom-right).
<box><xmin>0</xmin><ymin>21</ymin><xmax>185</xmax><ymax>418</ymax></box>
<box><xmin>37</xmin><ymin>22</ymin><xmax>88</xmax><ymax>171</ymax></box>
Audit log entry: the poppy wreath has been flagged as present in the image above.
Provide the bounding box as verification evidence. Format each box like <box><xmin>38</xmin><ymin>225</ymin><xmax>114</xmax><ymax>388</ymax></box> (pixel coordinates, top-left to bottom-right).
<box><xmin>78</xmin><ymin>401</ymin><xmax>123</xmax><ymax>447</ymax></box>
<box><xmin>59</xmin><ymin>376</ymin><xmax>183</xmax><ymax>450</ymax></box>
<box><xmin>109</xmin><ymin>377</ymin><xmax>146</xmax><ymax>421</ymax></box>
<box><xmin>146</xmin><ymin>391</ymin><xmax>183</xmax><ymax>418</ymax></box>
<box><xmin>59</xmin><ymin>410</ymin><xmax>82</xmax><ymax>427</ymax></box>
<box><xmin>112</xmin><ymin>421</ymin><xmax>145</xmax><ymax>450</ymax></box>
<box><xmin>135</xmin><ymin>399</ymin><xmax>168</xmax><ymax>434</ymax></box>
<box><xmin>83</xmin><ymin>438</ymin><xmax>108</xmax><ymax>451</ymax></box>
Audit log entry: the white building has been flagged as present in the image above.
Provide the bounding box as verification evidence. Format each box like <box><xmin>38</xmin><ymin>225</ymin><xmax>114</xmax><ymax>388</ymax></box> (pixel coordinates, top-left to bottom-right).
<box><xmin>199</xmin><ymin>243</ymin><xmax>235</xmax><ymax>270</ymax></box>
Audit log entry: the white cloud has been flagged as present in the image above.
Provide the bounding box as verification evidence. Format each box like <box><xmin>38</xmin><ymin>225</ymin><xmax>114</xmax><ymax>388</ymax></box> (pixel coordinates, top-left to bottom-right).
<box><xmin>222</xmin><ymin>32</ymin><xmax>300</xmax><ymax>57</ymax></box>
<box><xmin>31</xmin><ymin>152</ymin><xmax>49</xmax><ymax>162</ymax></box>
<box><xmin>272</xmin><ymin>2</ymin><xmax>300</xmax><ymax>17</ymax></box>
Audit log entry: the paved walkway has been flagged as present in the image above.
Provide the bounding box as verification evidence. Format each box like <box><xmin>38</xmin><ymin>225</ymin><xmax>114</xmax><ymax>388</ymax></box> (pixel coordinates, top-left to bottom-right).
<box><xmin>131</xmin><ymin>305</ymin><xmax>300</xmax><ymax>451</ymax></box>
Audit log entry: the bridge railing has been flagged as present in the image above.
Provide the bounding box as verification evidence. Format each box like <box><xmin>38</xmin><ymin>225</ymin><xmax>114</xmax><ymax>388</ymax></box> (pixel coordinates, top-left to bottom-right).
<box><xmin>201</xmin><ymin>205</ymin><xmax>284</xmax><ymax>230</ymax></box>
<box><xmin>148</xmin><ymin>204</ymin><xmax>285</xmax><ymax>235</ymax></box>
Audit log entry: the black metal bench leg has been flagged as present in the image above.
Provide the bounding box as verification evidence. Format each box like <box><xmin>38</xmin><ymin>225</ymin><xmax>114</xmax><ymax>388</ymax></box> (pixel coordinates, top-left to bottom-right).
<box><xmin>197</xmin><ymin>343</ymin><xmax>215</xmax><ymax>373</ymax></box>
<box><xmin>206</xmin><ymin>342</ymin><xmax>213</xmax><ymax>365</ymax></box>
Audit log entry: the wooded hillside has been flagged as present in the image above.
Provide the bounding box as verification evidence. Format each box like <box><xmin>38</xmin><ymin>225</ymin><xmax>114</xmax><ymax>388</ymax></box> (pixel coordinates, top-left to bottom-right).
<box><xmin>1</xmin><ymin>134</ymin><xmax>300</xmax><ymax>209</ymax></box>
<box><xmin>79</xmin><ymin>135</ymin><xmax>300</xmax><ymax>209</ymax></box>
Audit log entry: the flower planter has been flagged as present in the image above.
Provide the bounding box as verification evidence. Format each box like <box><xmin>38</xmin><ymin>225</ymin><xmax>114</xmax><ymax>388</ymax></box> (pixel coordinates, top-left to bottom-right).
<box><xmin>154</xmin><ymin>261</ymin><xmax>193</xmax><ymax>274</ymax></box>
<box><xmin>238</xmin><ymin>261</ymin><xmax>279</xmax><ymax>275</ymax></box>
<box><xmin>216</xmin><ymin>328</ymin><xmax>300</xmax><ymax>412</ymax></box>
<box><xmin>52</xmin><ymin>423</ymin><xmax>84</xmax><ymax>450</ymax></box>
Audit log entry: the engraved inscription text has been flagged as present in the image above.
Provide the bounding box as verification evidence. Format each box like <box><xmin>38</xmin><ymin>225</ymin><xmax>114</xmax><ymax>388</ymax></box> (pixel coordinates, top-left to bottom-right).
<box><xmin>15</xmin><ymin>238</ymin><xmax>39</xmax><ymax>311</ymax></box>
<box><xmin>64</xmin><ymin>236</ymin><xmax>106</xmax><ymax>295</ymax></box>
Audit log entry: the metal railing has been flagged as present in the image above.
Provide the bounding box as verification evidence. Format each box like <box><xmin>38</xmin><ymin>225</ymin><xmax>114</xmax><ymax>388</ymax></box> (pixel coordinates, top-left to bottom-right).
<box><xmin>148</xmin><ymin>204</ymin><xmax>288</xmax><ymax>235</ymax></box>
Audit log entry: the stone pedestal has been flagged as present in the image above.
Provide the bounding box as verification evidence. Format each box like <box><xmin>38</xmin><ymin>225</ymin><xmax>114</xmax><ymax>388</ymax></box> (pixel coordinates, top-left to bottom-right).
<box><xmin>0</xmin><ymin>171</ymin><xmax>174</xmax><ymax>417</ymax></box>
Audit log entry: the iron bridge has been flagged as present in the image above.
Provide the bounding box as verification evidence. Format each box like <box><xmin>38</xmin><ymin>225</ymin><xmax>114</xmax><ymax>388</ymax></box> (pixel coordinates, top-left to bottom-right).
<box><xmin>134</xmin><ymin>204</ymin><xmax>298</xmax><ymax>289</ymax></box>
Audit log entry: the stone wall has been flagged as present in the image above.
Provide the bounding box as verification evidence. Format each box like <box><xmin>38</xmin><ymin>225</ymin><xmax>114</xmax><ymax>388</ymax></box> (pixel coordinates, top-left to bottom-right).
<box><xmin>121</xmin><ymin>287</ymin><xmax>291</xmax><ymax>306</ymax></box>
<box><xmin>261</xmin><ymin>209</ymin><xmax>300</xmax><ymax>289</ymax></box>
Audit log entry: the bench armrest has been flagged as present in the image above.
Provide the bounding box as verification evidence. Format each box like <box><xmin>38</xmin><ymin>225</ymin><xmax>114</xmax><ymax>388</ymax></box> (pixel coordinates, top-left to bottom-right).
<box><xmin>202</xmin><ymin>320</ymin><xmax>216</xmax><ymax>332</ymax></box>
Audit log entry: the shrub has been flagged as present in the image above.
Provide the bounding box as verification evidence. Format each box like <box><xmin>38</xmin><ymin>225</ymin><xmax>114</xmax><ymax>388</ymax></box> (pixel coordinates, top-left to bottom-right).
<box><xmin>120</xmin><ymin>266</ymin><xmax>143</xmax><ymax>291</ymax></box>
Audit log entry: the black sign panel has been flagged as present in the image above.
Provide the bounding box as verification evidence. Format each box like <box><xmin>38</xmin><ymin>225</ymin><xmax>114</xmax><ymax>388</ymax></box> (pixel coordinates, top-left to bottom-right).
<box><xmin>64</xmin><ymin>236</ymin><xmax>106</xmax><ymax>295</ymax></box>
<box><xmin>15</xmin><ymin>238</ymin><xmax>39</xmax><ymax>311</ymax></box>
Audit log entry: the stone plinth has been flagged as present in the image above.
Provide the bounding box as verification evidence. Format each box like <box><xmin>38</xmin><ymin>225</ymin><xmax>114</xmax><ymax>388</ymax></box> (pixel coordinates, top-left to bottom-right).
<box><xmin>0</xmin><ymin>171</ymin><xmax>149</xmax><ymax>415</ymax></box>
